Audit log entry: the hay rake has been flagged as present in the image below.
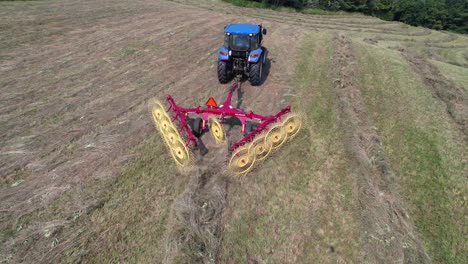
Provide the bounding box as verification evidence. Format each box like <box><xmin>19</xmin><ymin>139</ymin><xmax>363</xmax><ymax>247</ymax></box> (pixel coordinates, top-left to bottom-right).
<box><xmin>149</xmin><ymin>81</ymin><xmax>303</xmax><ymax>175</ymax></box>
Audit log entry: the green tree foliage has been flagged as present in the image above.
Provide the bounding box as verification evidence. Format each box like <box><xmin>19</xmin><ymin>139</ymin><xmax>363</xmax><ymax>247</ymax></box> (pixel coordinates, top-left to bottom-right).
<box><xmin>233</xmin><ymin>0</ymin><xmax>468</xmax><ymax>33</ymax></box>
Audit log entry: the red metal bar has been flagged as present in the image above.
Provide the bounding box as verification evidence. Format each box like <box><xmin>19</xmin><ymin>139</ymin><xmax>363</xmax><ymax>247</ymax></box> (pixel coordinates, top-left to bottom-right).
<box><xmin>230</xmin><ymin>106</ymin><xmax>290</xmax><ymax>151</ymax></box>
<box><xmin>222</xmin><ymin>81</ymin><xmax>239</xmax><ymax>107</ymax></box>
<box><xmin>167</xmin><ymin>95</ymin><xmax>279</xmax><ymax>122</ymax></box>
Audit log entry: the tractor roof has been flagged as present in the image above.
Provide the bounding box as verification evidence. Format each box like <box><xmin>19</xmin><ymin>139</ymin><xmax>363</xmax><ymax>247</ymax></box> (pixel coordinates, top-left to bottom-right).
<box><xmin>224</xmin><ymin>23</ymin><xmax>260</xmax><ymax>35</ymax></box>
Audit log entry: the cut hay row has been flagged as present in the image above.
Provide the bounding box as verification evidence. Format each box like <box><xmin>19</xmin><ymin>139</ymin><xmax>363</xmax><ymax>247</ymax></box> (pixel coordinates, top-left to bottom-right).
<box><xmin>331</xmin><ymin>33</ymin><xmax>430</xmax><ymax>263</ymax></box>
<box><xmin>402</xmin><ymin>51</ymin><xmax>468</xmax><ymax>139</ymax></box>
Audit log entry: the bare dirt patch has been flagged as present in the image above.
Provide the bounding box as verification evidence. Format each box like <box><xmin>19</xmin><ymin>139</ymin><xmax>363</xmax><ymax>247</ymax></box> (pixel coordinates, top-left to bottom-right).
<box><xmin>332</xmin><ymin>32</ymin><xmax>430</xmax><ymax>263</ymax></box>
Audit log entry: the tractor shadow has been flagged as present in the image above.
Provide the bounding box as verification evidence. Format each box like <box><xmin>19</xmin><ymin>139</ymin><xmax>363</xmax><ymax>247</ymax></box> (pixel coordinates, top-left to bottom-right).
<box><xmin>236</xmin><ymin>87</ymin><xmax>244</xmax><ymax>108</ymax></box>
<box><xmin>223</xmin><ymin>117</ymin><xmax>242</xmax><ymax>133</ymax></box>
<box><xmin>232</xmin><ymin>48</ymin><xmax>271</xmax><ymax>89</ymax></box>
<box><xmin>260</xmin><ymin>48</ymin><xmax>272</xmax><ymax>86</ymax></box>
<box><xmin>196</xmin><ymin>137</ymin><xmax>209</xmax><ymax>156</ymax></box>
<box><xmin>235</xmin><ymin>59</ymin><xmax>271</xmax><ymax>109</ymax></box>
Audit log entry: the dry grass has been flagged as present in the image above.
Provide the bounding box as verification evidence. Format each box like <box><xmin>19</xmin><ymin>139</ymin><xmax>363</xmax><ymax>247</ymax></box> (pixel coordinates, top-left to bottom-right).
<box><xmin>430</xmin><ymin>59</ymin><xmax>468</xmax><ymax>91</ymax></box>
<box><xmin>1</xmin><ymin>0</ymin><xmax>467</xmax><ymax>263</ymax></box>
<box><xmin>355</xmin><ymin>41</ymin><xmax>467</xmax><ymax>263</ymax></box>
<box><xmin>332</xmin><ymin>32</ymin><xmax>430</xmax><ymax>263</ymax></box>
<box><xmin>163</xmin><ymin>146</ymin><xmax>229</xmax><ymax>263</ymax></box>
<box><xmin>60</xmin><ymin>135</ymin><xmax>187</xmax><ymax>262</ymax></box>
<box><xmin>401</xmin><ymin>50</ymin><xmax>468</xmax><ymax>138</ymax></box>
<box><xmin>219</xmin><ymin>32</ymin><xmax>363</xmax><ymax>263</ymax></box>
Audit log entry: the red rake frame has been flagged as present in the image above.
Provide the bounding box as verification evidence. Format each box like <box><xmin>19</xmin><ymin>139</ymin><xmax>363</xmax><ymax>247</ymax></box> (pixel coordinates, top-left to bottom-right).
<box><xmin>165</xmin><ymin>81</ymin><xmax>291</xmax><ymax>152</ymax></box>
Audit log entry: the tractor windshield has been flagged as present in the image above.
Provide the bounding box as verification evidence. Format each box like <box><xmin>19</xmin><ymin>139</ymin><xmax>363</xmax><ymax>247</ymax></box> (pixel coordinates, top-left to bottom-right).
<box><xmin>229</xmin><ymin>35</ymin><xmax>258</xmax><ymax>51</ymax></box>
<box><xmin>230</xmin><ymin>35</ymin><xmax>251</xmax><ymax>51</ymax></box>
<box><xmin>225</xmin><ymin>34</ymin><xmax>260</xmax><ymax>51</ymax></box>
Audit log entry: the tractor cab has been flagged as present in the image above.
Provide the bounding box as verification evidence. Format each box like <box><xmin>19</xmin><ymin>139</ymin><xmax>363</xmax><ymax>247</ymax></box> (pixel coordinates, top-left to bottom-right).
<box><xmin>223</xmin><ymin>24</ymin><xmax>265</xmax><ymax>51</ymax></box>
<box><xmin>217</xmin><ymin>23</ymin><xmax>267</xmax><ymax>86</ymax></box>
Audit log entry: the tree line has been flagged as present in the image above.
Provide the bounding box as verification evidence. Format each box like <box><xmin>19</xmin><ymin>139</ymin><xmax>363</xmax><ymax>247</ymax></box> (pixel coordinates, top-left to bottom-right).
<box><xmin>236</xmin><ymin>0</ymin><xmax>468</xmax><ymax>33</ymax></box>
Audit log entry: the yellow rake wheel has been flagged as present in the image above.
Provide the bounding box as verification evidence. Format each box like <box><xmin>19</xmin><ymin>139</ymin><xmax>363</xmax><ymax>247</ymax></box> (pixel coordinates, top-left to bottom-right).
<box><xmin>228</xmin><ymin>144</ymin><xmax>256</xmax><ymax>175</ymax></box>
<box><xmin>282</xmin><ymin>113</ymin><xmax>303</xmax><ymax>140</ymax></box>
<box><xmin>266</xmin><ymin>122</ymin><xmax>287</xmax><ymax>150</ymax></box>
<box><xmin>164</xmin><ymin>127</ymin><xmax>183</xmax><ymax>147</ymax></box>
<box><xmin>149</xmin><ymin>99</ymin><xmax>171</xmax><ymax>129</ymax></box>
<box><xmin>159</xmin><ymin>118</ymin><xmax>177</xmax><ymax>135</ymax></box>
<box><xmin>169</xmin><ymin>138</ymin><xmax>192</xmax><ymax>167</ymax></box>
<box><xmin>248</xmin><ymin>131</ymin><xmax>272</xmax><ymax>161</ymax></box>
<box><xmin>208</xmin><ymin>116</ymin><xmax>225</xmax><ymax>143</ymax></box>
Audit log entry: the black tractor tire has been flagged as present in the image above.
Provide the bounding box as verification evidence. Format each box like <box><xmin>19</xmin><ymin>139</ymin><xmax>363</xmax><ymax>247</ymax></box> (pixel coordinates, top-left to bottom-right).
<box><xmin>244</xmin><ymin>121</ymin><xmax>256</xmax><ymax>136</ymax></box>
<box><xmin>192</xmin><ymin>117</ymin><xmax>203</xmax><ymax>137</ymax></box>
<box><xmin>248</xmin><ymin>58</ymin><xmax>263</xmax><ymax>86</ymax></box>
<box><xmin>217</xmin><ymin>61</ymin><xmax>230</xmax><ymax>84</ymax></box>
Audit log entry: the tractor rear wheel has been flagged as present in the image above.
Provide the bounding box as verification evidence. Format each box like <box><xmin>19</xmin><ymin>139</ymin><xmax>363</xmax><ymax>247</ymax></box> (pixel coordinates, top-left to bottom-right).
<box><xmin>248</xmin><ymin>58</ymin><xmax>263</xmax><ymax>86</ymax></box>
<box><xmin>217</xmin><ymin>61</ymin><xmax>230</xmax><ymax>84</ymax></box>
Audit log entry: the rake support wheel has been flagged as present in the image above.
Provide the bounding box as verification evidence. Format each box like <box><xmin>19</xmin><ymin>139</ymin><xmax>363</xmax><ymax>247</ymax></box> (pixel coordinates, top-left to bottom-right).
<box><xmin>209</xmin><ymin>116</ymin><xmax>225</xmax><ymax>143</ymax></box>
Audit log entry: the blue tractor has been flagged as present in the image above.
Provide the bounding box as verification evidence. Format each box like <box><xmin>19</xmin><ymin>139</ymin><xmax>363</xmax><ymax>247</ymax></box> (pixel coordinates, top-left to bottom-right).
<box><xmin>217</xmin><ymin>23</ymin><xmax>267</xmax><ymax>86</ymax></box>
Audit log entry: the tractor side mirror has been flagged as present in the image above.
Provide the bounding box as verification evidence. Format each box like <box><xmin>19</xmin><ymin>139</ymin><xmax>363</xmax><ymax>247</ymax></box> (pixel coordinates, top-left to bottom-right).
<box><xmin>262</xmin><ymin>28</ymin><xmax>267</xmax><ymax>35</ymax></box>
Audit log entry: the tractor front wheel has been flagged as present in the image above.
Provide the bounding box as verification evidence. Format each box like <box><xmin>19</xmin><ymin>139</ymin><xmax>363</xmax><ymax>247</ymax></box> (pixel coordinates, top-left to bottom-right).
<box><xmin>217</xmin><ymin>61</ymin><xmax>231</xmax><ymax>84</ymax></box>
<box><xmin>248</xmin><ymin>58</ymin><xmax>263</xmax><ymax>86</ymax></box>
